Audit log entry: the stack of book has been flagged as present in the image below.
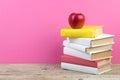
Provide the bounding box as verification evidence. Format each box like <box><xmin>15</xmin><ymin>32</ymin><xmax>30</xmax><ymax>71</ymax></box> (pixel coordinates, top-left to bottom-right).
<box><xmin>60</xmin><ymin>26</ymin><xmax>114</xmax><ymax>74</ymax></box>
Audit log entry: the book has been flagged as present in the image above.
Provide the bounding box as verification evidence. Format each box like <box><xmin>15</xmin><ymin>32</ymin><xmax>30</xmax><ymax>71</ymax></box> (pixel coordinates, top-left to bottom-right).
<box><xmin>60</xmin><ymin>26</ymin><xmax>103</xmax><ymax>38</ymax></box>
<box><xmin>67</xmin><ymin>34</ymin><xmax>114</xmax><ymax>47</ymax></box>
<box><xmin>61</xmin><ymin>62</ymin><xmax>111</xmax><ymax>75</ymax></box>
<box><xmin>61</xmin><ymin>54</ymin><xmax>111</xmax><ymax>68</ymax></box>
<box><xmin>63</xmin><ymin>40</ymin><xmax>112</xmax><ymax>53</ymax></box>
<box><xmin>64</xmin><ymin>47</ymin><xmax>112</xmax><ymax>61</ymax></box>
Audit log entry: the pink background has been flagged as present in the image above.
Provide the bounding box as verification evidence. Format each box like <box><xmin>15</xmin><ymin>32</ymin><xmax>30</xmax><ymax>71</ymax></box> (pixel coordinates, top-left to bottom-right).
<box><xmin>0</xmin><ymin>0</ymin><xmax>119</xmax><ymax>64</ymax></box>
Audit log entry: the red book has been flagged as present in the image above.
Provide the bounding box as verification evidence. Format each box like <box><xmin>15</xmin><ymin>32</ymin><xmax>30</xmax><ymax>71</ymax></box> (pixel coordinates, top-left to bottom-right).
<box><xmin>61</xmin><ymin>54</ymin><xmax>111</xmax><ymax>68</ymax></box>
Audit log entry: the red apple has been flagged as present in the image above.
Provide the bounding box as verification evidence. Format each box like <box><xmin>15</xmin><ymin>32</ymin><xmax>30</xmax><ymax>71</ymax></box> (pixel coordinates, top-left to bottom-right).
<box><xmin>68</xmin><ymin>13</ymin><xmax>85</xmax><ymax>29</ymax></box>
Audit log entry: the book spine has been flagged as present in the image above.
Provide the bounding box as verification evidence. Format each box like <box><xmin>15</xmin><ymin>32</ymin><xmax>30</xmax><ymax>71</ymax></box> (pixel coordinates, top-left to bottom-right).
<box><xmin>61</xmin><ymin>55</ymin><xmax>97</xmax><ymax>67</ymax></box>
<box><xmin>68</xmin><ymin>38</ymin><xmax>91</xmax><ymax>47</ymax></box>
<box><xmin>63</xmin><ymin>40</ymin><xmax>86</xmax><ymax>52</ymax></box>
<box><xmin>61</xmin><ymin>29</ymin><xmax>95</xmax><ymax>38</ymax></box>
<box><xmin>63</xmin><ymin>47</ymin><xmax>91</xmax><ymax>60</ymax></box>
<box><xmin>61</xmin><ymin>62</ymin><xmax>98</xmax><ymax>74</ymax></box>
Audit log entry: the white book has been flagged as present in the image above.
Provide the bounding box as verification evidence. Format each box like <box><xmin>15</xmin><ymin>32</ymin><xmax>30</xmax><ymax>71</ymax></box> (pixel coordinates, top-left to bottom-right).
<box><xmin>63</xmin><ymin>40</ymin><xmax>112</xmax><ymax>53</ymax></box>
<box><xmin>63</xmin><ymin>47</ymin><xmax>112</xmax><ymax>61</ymax></box>
<box><xmin>67</xmin><ymin>34</ymin><xmax>114</xmax><ymax>47</ymax></box>
<box><xmin>61</xmin><ymin>62</ymin><xmax>111</xmax><ymax>75</ymax></box>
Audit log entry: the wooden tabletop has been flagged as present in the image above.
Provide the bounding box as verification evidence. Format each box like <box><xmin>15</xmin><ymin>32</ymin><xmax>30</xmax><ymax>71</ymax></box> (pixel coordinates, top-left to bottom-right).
<box><xmin>0</xmin><ymin>64</ymin><xmax>120</xmax><ymax>80</ymax></box>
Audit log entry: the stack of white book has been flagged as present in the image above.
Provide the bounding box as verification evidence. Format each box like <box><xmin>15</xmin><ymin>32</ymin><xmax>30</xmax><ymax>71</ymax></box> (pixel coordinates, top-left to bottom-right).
<box><xmin>61</xmin><ymin>33</ymin><xmax>114</xmax><ymax>74</ymax></box>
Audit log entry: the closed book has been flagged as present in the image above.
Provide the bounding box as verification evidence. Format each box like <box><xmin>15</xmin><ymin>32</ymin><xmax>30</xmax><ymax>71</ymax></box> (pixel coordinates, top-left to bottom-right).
<box><xmin>61</xmin><ymin>54</ymin><xmax>111</xmax><ymax>68</ymax></box>
<box><xmin>67</xmin><ymin>34</ymin><xmax>114</xmax><ymax>47</ymax></box>
<box><xmin>60</xmin><ymin>26</ymin><xmax>103</xmax><ymax>38</ymax></box>
<box><xmin>64</xmin><ymin>47</ymin><xmax>112</xmax><ymax>61</ymax></box>
<box><xmin>61</xmin><ymin>62</ymin><xmax>111</xmax><ymax>75</ymax></box>
<box><xmin>63</xmin><ymin>40</ymin><xmax>112</xmax><ymax>53</ymax></box>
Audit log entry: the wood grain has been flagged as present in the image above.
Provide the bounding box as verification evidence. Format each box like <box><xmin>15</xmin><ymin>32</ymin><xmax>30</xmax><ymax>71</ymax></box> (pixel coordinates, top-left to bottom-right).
<box><xmin>0</xmin><ymin>64</ymin><xmax>119</xmax><ymax>80</ymax></box>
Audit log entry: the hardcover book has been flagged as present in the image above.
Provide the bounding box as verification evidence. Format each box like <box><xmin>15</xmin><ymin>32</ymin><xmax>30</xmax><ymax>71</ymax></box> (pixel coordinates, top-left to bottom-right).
<box><xmin>64</xmin><ymin>47</ymin><xmax>112</xmax><ymax>61</ymax></box>
<box><xmin>63</xmin><ymin>40</ymin><xmax>112</xmax><ymax>53</ymax></box>
<box><xmin>61</xmin><ymin>62</ymin><xmax>111</xmax><ymax>75</ymax></box>
<box><xmin>67</xmin><ymin>34</ymin><xmax>114</xmax><ymax>47</ymax></box>
<box><xmin>60</xmin><ymin>26</ymin><xmax>103</xmax><ymax>38</ymax></box>
<box><xmin>61</xmin><ymin>54</ymin><xmax>111</xmax><ymax>68</ymax></box>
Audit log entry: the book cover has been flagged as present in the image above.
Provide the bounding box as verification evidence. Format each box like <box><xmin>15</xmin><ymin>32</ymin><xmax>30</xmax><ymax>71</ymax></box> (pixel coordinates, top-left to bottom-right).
<box><xmin>60</xmin><ymin>26</ymin><xmax>103</xmax><ymax>38</ymax></box>
<box><xmin>67</xmin><ymin>34</ymin><xmax>114</xmax><ymax>47</ymax></box>
<box><xmin>63</xmin><ymin>40</ymin><xmax>112</xmax><ymax>53</ymax></box>
<box><xmin>63</xmin><ymin>47</ymin><xmax>112</xmax><ymax>60</ymax></box>
<box><xmin>61</xmin><ymin>62</ymin><xmax>111</xmax><ymax>75</ymax></box>
<box><xmin>61</xmin><ymin>54</ymin><xmax>111</xmax><ymax>68</ymax></box>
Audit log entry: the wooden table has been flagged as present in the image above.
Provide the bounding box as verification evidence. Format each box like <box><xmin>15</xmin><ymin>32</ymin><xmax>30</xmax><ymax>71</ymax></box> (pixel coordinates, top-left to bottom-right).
<box><xmin>0</xmin><ymin>64</ymin><xmax>120</xmax><ymax>80</ymax></box>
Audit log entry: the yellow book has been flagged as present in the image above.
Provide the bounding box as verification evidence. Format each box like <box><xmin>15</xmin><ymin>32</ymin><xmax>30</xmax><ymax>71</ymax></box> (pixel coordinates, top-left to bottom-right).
<box><xmin>60</xmin><ymin>26</ymin><xmax>103</xmax><ymax>38</ymax></box>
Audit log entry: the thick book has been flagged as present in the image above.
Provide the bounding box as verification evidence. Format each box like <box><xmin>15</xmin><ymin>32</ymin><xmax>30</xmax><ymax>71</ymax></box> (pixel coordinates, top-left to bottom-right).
<box><xmin>63</xmin><ymin>40</ymin><xmax>112</xmax><ymax>53</ymax></box>
<box><xmin>61</xmin><ymin>54</ymin><xmax>111</xmax><ymax>68</ymax></box>
<box><xmin>67</xmin><ymin>34</ymin><xmax>114</xmax><ymax>47</ymax></box>
<box><xmin>60</xmin><ymin>26</ymin><xmax>103</xmax><ymax>38</ymax></box>
<box><xmin>64</xmin><ymin>47</ymin><xmax>112</xmax><ymax>61</ymax></box>
<box><xmin>61</xmin><ymin>62</ymin><xmax>111</xmax><ymax>75</ymax></box>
